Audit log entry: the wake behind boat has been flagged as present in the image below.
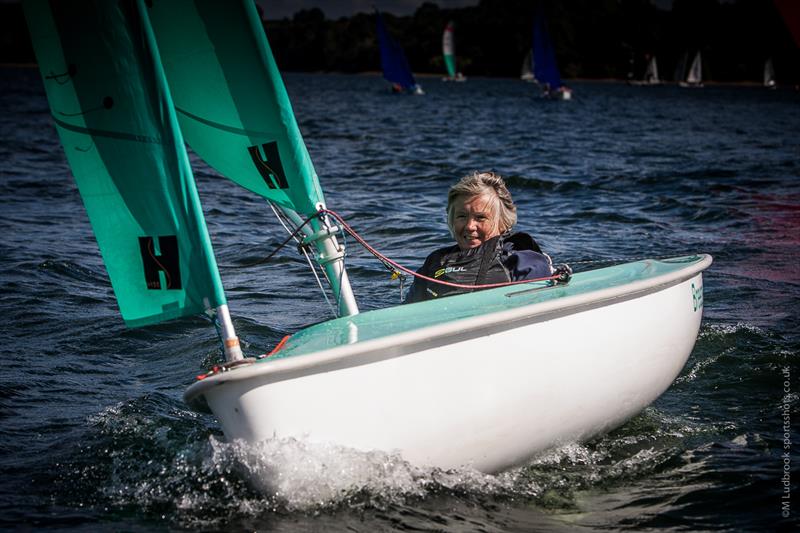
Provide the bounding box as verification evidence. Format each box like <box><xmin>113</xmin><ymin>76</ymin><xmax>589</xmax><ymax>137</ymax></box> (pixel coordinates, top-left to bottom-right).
<box><xmin>25</xmin><ymin>0</ymin><xmax>711</xmax><ymax>476</ymax></box>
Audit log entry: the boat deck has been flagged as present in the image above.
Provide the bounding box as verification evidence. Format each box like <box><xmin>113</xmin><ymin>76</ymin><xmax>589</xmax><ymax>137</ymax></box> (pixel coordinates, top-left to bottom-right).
<box><xmin>267</xmin><ymin>255</ymin><xmax>709</xmax><ymax>361</ymax></box>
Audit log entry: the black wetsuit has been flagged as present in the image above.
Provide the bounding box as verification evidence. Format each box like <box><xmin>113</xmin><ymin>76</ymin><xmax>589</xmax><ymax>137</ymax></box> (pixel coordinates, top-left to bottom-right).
<box><xmin>405</xmin><ymin>232</ymin><xmax>553</xmax><ymax>303</ymax></box>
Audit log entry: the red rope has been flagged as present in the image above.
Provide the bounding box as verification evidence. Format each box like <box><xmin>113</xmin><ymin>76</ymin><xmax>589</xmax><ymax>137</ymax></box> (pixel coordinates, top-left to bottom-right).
<box><xmin>318</xmin><ymin>208</ymin><xmax>561</xmax><ymax>290</ymax></box>
<box><xmin>265</xmin><ymin>334</ymin><xmax>291</xmax><ymax>357</ymax></box>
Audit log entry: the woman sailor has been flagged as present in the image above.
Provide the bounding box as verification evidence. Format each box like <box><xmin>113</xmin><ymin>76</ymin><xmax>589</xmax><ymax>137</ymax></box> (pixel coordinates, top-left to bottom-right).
<box><xmin>406</xmin><ymin>171</ymin><xmax>557</xmax><ymax>303</ymax></box>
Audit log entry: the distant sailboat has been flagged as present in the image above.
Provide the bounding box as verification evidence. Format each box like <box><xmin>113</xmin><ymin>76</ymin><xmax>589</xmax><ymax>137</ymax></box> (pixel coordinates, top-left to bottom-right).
<box><xmin>532</xmin><ymin>4</ymin><xmax>571</xmax><ymax>99</ymax></box>
<box><xmin>375</xmin><ymin>9</ymin><xmax>423</xmax><ymax>95</ymax></box>
<box><xmin>644</xmin><ymin>55</ymin><xmax>660</xmax><ymax>84</ymax></box>
<box><xmin>764</xmin><ymin>58</ymin><xmax>776</xmax><ymax>89</ymax></box>
<box><xmin>520</xmin><ymin>48</ymin><xmax>536</xmax><ymax>82</ymax></box>
<box><xmin>679</xmin><ymin>51</ymin><xmax>703</xmax><ymax>88</ymax></box>
<box><xmin>628</xmin><ymin>55</ymin><xmax>661</xmax><ymax>86</ymax></box>
<box><xmin>442</xmin><ymin>21</ymin><xmax>466</xmax><ymax>82</ymax></box>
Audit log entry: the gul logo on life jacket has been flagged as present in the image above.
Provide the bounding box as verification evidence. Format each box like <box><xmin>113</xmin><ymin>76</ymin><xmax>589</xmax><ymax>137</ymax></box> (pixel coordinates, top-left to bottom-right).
<box><xmin>434</xmin><ymin>266</ymin><xmax>467</xmax><ymax>278</ymax></box>
<box><xmin>248</xmin><ymin>141</ymin><xmax>289</xmax><ymax>189</ymax></box>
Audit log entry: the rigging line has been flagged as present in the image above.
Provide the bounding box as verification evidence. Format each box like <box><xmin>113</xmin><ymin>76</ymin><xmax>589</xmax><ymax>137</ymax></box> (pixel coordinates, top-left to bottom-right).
<box><xmin>223</xmin><ymin>208</ymin><xmax>563</xmax><ymax>290</ymax></box>
<box><xmin>211</xmin><ymin>312</ymin><xmax>227</xmax><ymax>360</ymax></box>
<box><xmin>218</xmin><ymin>204</ymin><xmax>314</xmax><ymax>269</ymax></box>
<box><xmin>319</xmin><ymin>209</ymin><xmax>562</xmax><ymax>290</ymax></box>
<box><xmin>268</xmin><ymin>202</ymin><xmax>300</xmax><ymax>239</ymax></box>
<box><xmin>301</xmin><ymin>243</ymin><xmax>337</xmax><ymax>318</ymax></box>
<box><xmin>270</xmin><ymin>202</ymin><xmax>337</xmax><ymax>317</ymax></box>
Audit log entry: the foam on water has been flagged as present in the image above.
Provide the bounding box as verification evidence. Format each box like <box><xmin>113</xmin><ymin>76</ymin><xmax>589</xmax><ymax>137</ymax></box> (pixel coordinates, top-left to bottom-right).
<box><xmin>214</xmin><ymin>437</ymin><xmax>526</xmax><ymax>511</ymax></box>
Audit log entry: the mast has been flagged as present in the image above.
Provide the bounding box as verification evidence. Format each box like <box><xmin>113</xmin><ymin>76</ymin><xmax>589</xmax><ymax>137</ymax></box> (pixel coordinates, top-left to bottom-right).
<box><xmin>278</xmin><ymin>205</ymin><xmax>359</xmax><ymax>317</ymax></box>
<box><xmin>216</xmin><ymin>304</ymin><xmax>244</xmax><ymax>361</ymax></box>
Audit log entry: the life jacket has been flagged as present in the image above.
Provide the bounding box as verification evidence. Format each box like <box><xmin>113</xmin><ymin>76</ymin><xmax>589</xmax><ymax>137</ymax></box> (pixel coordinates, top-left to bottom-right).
<box><xmin>407</xmin><ymin>232</ymin><xmax>547</xmax><ymax>302</ymax></box>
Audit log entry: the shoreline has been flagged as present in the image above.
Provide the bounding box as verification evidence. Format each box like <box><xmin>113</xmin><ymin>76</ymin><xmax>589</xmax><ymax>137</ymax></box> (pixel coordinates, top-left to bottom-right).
<box><xmin>2</xmin><ymin>63</ymin><xmax>792</xmax><ymax>88</ymax></box>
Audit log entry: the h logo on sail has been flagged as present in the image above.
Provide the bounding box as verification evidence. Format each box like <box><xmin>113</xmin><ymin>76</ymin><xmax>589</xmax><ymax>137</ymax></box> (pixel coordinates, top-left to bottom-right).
<box><xmin>139</xmin><ymin>236</ymin><xmax>182</xmax><ymax>290</ymax></box>
<box><xmin>248</xmin><ymin>141</ymin><xmax>289</xmax><ymax>189</ymax></box>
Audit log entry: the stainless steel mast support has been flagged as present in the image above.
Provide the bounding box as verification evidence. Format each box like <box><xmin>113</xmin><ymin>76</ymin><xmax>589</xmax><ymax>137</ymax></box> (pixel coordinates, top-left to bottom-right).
<box><xmin>281</xmin><ymin>206</ymin><xmax>359</xmax><ymax>317</ymax></box>
<box><xmin>216</xmin><ymin>303</ymin><xmax>244</xmax><ymax>361</ymax></box>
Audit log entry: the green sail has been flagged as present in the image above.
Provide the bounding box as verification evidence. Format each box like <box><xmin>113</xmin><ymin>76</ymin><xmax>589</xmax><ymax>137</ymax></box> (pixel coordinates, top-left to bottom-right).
<box><xmin>443</xmin><ymin>21</ymin><xmax>457</xmax><ymax>78</ymax></box>
<box><xmin>24</xmin><ymin>0</ymin><xmax>227</xmax><ymax>327</ymax></box>
<box><xmin>146</xmin><ymin>0</ymin><xmax>325</xmax><ymax>217</ymax></box>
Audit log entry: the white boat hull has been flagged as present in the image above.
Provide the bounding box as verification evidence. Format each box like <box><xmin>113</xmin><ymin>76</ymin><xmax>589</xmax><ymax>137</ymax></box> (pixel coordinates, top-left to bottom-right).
<box><xmin>187</xmin><ymin>258</ymin><xmax>709</xmax><ymax>473</ymax></box>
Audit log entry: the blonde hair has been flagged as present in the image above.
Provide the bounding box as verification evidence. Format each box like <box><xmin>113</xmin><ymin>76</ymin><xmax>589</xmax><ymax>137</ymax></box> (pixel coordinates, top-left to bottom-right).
<box><xmin>446</xmin><ymin>171</ymin><xmax>517</xmax><ymax>237</ymax></box>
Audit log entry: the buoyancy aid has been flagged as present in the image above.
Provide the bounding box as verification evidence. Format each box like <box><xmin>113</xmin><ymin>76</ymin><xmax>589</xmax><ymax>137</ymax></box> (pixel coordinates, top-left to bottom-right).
<box><xmin>406</xmin><ymin>232</ymin><xmax>552</xmax><ymax>303</ymax></box>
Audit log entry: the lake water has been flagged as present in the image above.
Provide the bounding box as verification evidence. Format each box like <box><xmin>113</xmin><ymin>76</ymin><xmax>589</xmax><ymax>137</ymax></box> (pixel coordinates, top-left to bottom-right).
<box><xmin>1</xmin><ymin>68</ymin><xmax>799</xmax><ymax>531</ymax></box>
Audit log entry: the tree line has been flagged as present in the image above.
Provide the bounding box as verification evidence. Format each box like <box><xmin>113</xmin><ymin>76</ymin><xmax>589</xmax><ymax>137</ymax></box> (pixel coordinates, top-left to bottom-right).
<box><xmin>2</xmin><ymin>0</ymin><xmax>797</xmax><ymax>83</ymax></box>
<box><xmin>264</xmin><ymin>0</ymin><xmax>798</xmax><ymax>83</ymax></box>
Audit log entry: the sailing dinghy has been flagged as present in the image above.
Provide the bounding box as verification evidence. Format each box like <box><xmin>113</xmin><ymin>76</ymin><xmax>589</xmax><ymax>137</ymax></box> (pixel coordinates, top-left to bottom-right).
<box><xmin>26</xmin><ymin>0</ymin><xmax>712</xmax><ymax>474</ymax></box>
<box><xmin>629</xmin><ymin>55</ymin><xmax>661</xmax><ymax>86</ymax></box>
<box><xmin>442</xmin><ymin>20</ymin><xmax>466</xmax><ymax>82</ymax></box>
<box><xmin>375</xmin><ymin>9</ymin><xmax>424</xmax><ymax>95</ymax></box>
<box><xmin>532</xmin><ymin>4</ymin><xmax>572</xmax><ymax>100</ymax></box>
<box><xmin>520</xmin><ymin>48</ymin><xmax>536</xmax><ymax>82</ymax></box>
<box><xmin>764</xmin><ymin>58</ymin><xmax>776</xmax><ymax>89</ymax></box>
<box><xmin>679</xmin><ymin>51</ymin><xmax>704</xmax><ymax>88</ymax></box>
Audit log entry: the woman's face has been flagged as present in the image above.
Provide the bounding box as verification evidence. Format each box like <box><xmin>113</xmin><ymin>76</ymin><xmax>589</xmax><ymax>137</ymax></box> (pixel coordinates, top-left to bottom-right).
<box><xmin>452</xmin><ymin>194</ymin><xmax>501</xmax><ymax>250</ymax></box>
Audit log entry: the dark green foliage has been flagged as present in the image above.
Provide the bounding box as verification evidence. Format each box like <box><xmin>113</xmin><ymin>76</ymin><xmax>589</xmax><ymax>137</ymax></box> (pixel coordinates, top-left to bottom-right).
<box><xmin>3</xmin><ymin>0</ymin><xmax>798</xmax><ymax>83</ymax></box>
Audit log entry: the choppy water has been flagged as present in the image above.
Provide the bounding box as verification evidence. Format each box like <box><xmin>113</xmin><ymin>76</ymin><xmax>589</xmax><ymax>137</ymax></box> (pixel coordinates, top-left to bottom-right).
<box><xmin>1</xmin><ymin>68</ymin><xmax>799</xmax><ymax>531</ymax></box>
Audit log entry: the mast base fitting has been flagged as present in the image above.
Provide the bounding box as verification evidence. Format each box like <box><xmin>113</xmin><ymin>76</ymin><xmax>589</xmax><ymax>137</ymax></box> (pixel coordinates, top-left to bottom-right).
<box><xmin>317</xmin><ymin>249</ymin><xmax>346</xmax><ymax>266</ymax></box>
<box><xmin>301</xmin><ymin>225</ymin><xmax>341</xmax><ymax>245</ymax></box>
<box><xmin>196</xmin><ymin>357</ymin><xmax>255</xmax><ymax>380</ymax></box>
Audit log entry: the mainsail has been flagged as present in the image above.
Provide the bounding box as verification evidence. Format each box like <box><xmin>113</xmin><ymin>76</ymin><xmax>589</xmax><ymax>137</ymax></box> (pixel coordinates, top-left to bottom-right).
<box><xmin>532</xmin><ymin>5</ymin><xmax>563</xmax><ymax>90</ymax></box>
<box><xmin>520</xmin><ymin>49</ymin><xmax>535</xmax><ymax>82</ymax></box>
<box><xmin>23</xmin><ymin>0</ymin><xmax>229</xmax><ymax>330</ymax></box>
<box><xmin>686</xmin><ymin>52</ymin><xmax>702</xmax><ymax>85</ymax></box>
<box><xmin>764</xmin><ymin>58</ymin><xmax>776</xmax><ymax>88</ymax></box>
<box><xmin>442</xmin><ymin>21</ymin><xmax>457</xmax><ymax>79</ymax></box>
<box><xmin>644</xmin><ymin>56</ymin><xmax>660</xmax><ymax>83</ymax></box>
<box><xmin>375</xmin><ymin>9</ymin><xmax>419</xmax><ymax>92</ymax></box>
<box><xmin>147</xmin><ymin>0</ymin><xmax>358</xmax><ymax>316</ymax></box>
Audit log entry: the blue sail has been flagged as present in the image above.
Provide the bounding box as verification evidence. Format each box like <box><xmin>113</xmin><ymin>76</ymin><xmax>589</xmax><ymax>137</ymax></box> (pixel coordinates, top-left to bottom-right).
<box><xmin>532</xmin><ymin>5</ymin><xmax>562</xmax><ymax>90</ymax></box>
<box><xmin>375</xmin><ymin>10</ymin><xmax>417</xmax><ymax>91</ymax></box>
